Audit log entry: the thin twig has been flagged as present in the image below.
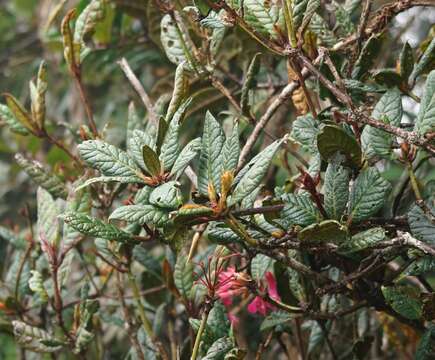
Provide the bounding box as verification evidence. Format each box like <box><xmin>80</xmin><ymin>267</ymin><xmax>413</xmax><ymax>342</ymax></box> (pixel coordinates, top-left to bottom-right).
<box><xmin>118</xmin><ymin>58</ymin><xmax>158</xmax><ymax>125</ymax></box>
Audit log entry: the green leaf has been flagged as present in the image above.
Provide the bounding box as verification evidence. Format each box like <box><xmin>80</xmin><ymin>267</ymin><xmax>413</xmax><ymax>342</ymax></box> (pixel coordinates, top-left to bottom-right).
<box><xmin>352</xmin><ymin>35</ymin><xmax>381</xmax><ymax>80</ymax></box>
<box><xmin>170</xmin><ymin>137</ymin><xmax>201</xmax><ymax>179</ymax></box>
<box><xmin>62</xmin><ymin>213</ymin><xmax>132</xmax><ymax>242</ymax></box>
<box><xmin>299</xmin><ymin>0</ymin><xmax>320</xmax><ymax>35</ymax></box>
<box><xmin>37</xmin><ymin>187</ymin><xmax>60</xmax><ymax>251</ymax></box>
<box><xmin>15</xmin><ymin>154</ymin><xmax>67</xmax><ymax>199</ymax></box>
<box><xmin>348</xmin><ymin>168</ymin><xmax>391</xmax><ymax>224</ymax></box>
<box><xmin>382</xmin><ymin>285</ymin><xmax>422</xmax><ymax>320</ymax></box>
<box><xmin>59</xmin><ymin>182</ymin><xmax>91</xmax><ymax>285</ymax></box>
<box><xmin>404</xmin><ymin>256</ymin><xmax>435</xmax><ymax>277</ymax></box>
<box><xmin>338</xmin><ymin>227</ymin><xmax>385</xmax><ymax>254</ymax></box>
<box><xmin>109</xmin><ymin>205</ymin><xmax>170</xmax><ymax>227</ymax></box>
<box><xmin>160</xmin><ymin>12</ymin><xmax>191</xmax><ymax>66</ymax></box>
<box><xmin>127</xmin><ymin>129</ymin><xmax>154</xmax><ymax>171</ymax></box>
<box><xmin>133</xmin><ymin>246</ymin><xmax>162</xmax><ymax>279</ymax></box>
<box><xmin>251</xmin><ymin>254</ymin><xmax>274</xmax><ymax>281</ymax></box>
<box><xmin>281</xmin><ymin>193</ymin><xmax>321</xmax><ymax>227</ymax></box>
<box><xmin>292</xmin><ymin>0</ymin><xmax>309</xmax><ymax>29</ymax></box>
<box><xmin>291</xmin><ymin>114</ymin><xmax>320</xmax><ymax>153</ymax></box>
<box><xmin>317</xmin><ymin>125</ymin><xmax>362</xmax><ymax>167</ymax></box>
<box><xmin>203</xmin><ymin>337</ymin><xmax>234</xmax><ymax>360</ymax></box>
<box><xmin>229</xmin><ymin>138</ymin><xmax>283</xmax><ymax>206</ymax></box>
<box><xmin>408</xmin><ymin>200</ymin><xmax>435</xmax><ymax>245</ymax></box>
<box><xmin>410</xmin><ymin>38</ymin><xmax>435</xmax><ymax>84</ymax></box>
<box><xmin>207</xmin><ymin>302</ymin><xmax>230</xmax><ymax>340</ymax></box>
<box><xmin>241</xmin><ymin>53</ymin><xmax>261</xmax><ymax>115</ymax></box>
<box><xmin>159</xmin><ymin>99</ymin><xmax>190</xmax><ymax>171</ymax></box>
<box><xmin>4</xmin><ymin>93</ymin><xmax>36</xmax><ymax>133</ymax></box>
<box><xmin>260</xmin><ymin>311</ymin><xmax>294</xmax><ymax>331</ymax></box>
<box><xmin>0</xmin><ymin>226</ymin><xmax>26</xmax><ymax>249</ymax></box>
<box><xmin>78</xmin><ymin>140</ymin><xmax>144</xmax><ymax>181</ymax></box>
<box><xmin>373</xmin><ymin>69</ymin><xmax>402</xmax><ymax>88</ymax></box>
<box><xmin>333</xmin><ymin>1</ymin><xmax>354</xmax><ymax>36</ymax></box>
<box><xmin>222</xmin><ymin>123</ymin><xmax>240</xmax><ymax>173</ymax></box>
<box><xmin>73</xmin><ymin>0</ymin><xmax>105</xmax><ymax>44</ymax></box>
<box><xmin>361</xmin><ymin>89</ymin><xmax>402</xmax><ymax>159</ymax></box>
<box><xmin>399</xmin><ymin>41</ymin><xmax>414</xmax><ymax>81</ymax></box>
<box><xmin>166</xmin><ymin>63</ymin><xmax>189</xmax><ymax>122</ymax></box>
<box><xmin>198</xmin><ymin>111</ymin><xmax>225</xmax><ymax>195</ymax></box>
<box><xmin>76</xmin><ymin>176</ymin><xmax>142</xmax><ymax>190</ymax></box>
<box><xmin>142</xmin><ymin>145</ymin><xmax>161</xmax><ymax>176</ymax></box>
<box><xmin>323</xmin><ymin>161</ymin><xmax>350</xmax><ymax>220</ymax></box>
<box><xmin>414</xmin><ymin>70</ymin><xmax>435</xmax><ymax>136</ymax></box>
<box><xmin>207</xmin><ymin>225</ymin><xmax>241</xmax><ymax>245</ymax></box>
<box><xmin>243</xmin><ymin>0</ymin><xmax>279</xmax><ymax>37</ymax></box>
<box><xmin>0</xmin><ymin>103</ymin><xmax>29</xmax><ymax>135</ymax></box>
<box><xmin>415</xmin><ymin>325</ymin><xmax>435</xmax><ymax>360</ymax></box>
<box><xmin>12</xmin><ymin>321</ymin><xmax>63</xmax><ymax>353</ymax></box>
<box><xmin>309</xmin><ymin>14</ymin><xmax>337</xmax><ymax>47</ymax></box>
<box><xmin>28</xmin><ymin>271</ymin><xmax>48</xmax><ymax>303</ymax></box>
<box><xmin>174</xmin><ymin>252</ymin><xmax>193</xmax><ymax>299</ymax></box>
<box><xmin>298</xmin><ymin>220</ymin><xmax>347</xmax><ymax>244</ymax></box>
<box><xmin>149</xmin><ymin>181</ymin><xmax>182</xmax><ymax>209</ymax></box>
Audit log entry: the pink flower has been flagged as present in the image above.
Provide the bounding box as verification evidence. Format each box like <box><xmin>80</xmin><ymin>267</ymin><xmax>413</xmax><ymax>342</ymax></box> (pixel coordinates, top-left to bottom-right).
<box><xmin>247</xmin><ymin>272</ymin><xmax>281</xmax><ymax>316</ymax></box>
<box><xmin>216</xmin><ymin>267</ymin><xmax>281</xmax><ymax>317</ymax></box>
<box><xmin>216</xmin><ymin>266</ymin><xmax>250</xmax><ymax>306</ymax></box>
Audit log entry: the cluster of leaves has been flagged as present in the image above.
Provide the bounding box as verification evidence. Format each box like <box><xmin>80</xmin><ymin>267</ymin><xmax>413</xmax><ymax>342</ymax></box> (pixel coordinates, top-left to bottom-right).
<box><xmin>0</xmin><ymin>0</ymin><xmax>434</xmax><ymax>359</ymax></box>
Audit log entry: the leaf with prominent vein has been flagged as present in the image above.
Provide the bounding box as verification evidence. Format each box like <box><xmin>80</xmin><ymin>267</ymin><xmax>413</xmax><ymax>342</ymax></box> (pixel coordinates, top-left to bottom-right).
<box><xmin>37</xmin><ymin>187</ymin><xmax>60</xmax><ymax>251</ymax></box>
<box><xmin>16</xmin><ymin>154</ymin><xmax>67</xmax><ymax>199</ymax></box>
<box><xmin>348</xmin><ymin>168</ymin><xmax>391</xmax><ymax>224</ymax></box>
<box><xmin>408</xmin><ymin>199</ymin><xmax>435</xmax><ymax>245</ymax></box>
<box><xmin>109</xmin><ymin>205</ymin><xmax>170</xmax><ymax>227</ymax></box>
<box><xmin>281</xmin><ymin>193</ymin><xmax>321</xmax><ymax>227</ymax></box>
<box><xmin>291</xmin><ymin>114</ymin><xmax>320</xmax><ymax>154</ymax></box>
<box><xmin>198</xmin><ymin>111</ymin><xmax>225</xmax><ymax>195</ymax></box>
<box><xmin>229</xmin><ymin>138</ymin><xmax>282</xmax><ymax>206</ymax></box>
<box><xmin>127</xmin><ymin>129</ymin><xmax>154</xmax><ymax>171</ymax></box>
<box><xmin>414</xmin><ymin>70</ymin><xmax>435</xmax><ymax>136</ymax></box>
<box><xmin>361</xmin><ymin>89</ymin><xmax>402</xmax><ymax>159</ymax></box>
<box><xmin>323</xmin><ymin>161</ymin><xmax>350</xmax><ymax>220</ymax></box>
<box><xmin>166</xmin><ymin>63</ymin><xmax>189</xmax><ymax>122</ymax></box>
<box><xmin>338</xmin><ymin>227</ymin><xmax>385</xmax><ymax>254</ymax></box>
<box><xmin>63</xmin><ymin>213</ymin><xmax>132</xmax><ymax>242</ymax></box>
<box><xmin>159</xmin><ymin>99</ymin><xmax>190</xmax><ymax>171</ymax></box>
<box><xmin>222</xmin><ymin>123</ymin><xmax>240</xmax><ymax>173</ymax></box>
<box><xmin>0</xmin><ymin>103</ymin><xmax>29</xmax><ymax>135</ymax></box>
<box><xmin>78</xmin><ymin>140</ymin><xmax>144</xmax><ymax>181</ymax></box>
<box><xmin>73</xmin><ymin>0</ymin><xmax>105</xmax><ymax>44</ymax></box>
<box><xmin>170</xmin><ymin>138</ymin><xmax>201</xmax><ymax>179</ymax></box>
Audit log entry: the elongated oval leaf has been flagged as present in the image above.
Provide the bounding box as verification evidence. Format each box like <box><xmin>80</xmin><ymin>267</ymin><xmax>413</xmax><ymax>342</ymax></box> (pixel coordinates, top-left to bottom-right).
<box><xmin>229</xmin><ymin>138</ymin><xmax>283</xmax><ymax>206</ymax></box>
<box><xmin>323</xmin><ymin>161</ymin><xmax>350</xmax><ymax>220</ymax></box>
<box><xmin>109</xmin><ymin>205</ymin><xmax>170</xmax><ymax>227</ymax></box>
<box><xmin>198</xmin><ymin>111</ymin><xmax>225</xmax><ymax>195</ymax></box>
<box><xmin>414</xmin><ymin>70</ymin><xmax>435</xmax><ymax>136</ymax></box>
<box><xmin>78</xmin><ymin>140</ymin><xmax>144</xmax><ymax>181</ymax></box>
<box><xmin>348</xmin><ymin>168</ymin><xmax>391</xmax><ymax>224</ymax></box>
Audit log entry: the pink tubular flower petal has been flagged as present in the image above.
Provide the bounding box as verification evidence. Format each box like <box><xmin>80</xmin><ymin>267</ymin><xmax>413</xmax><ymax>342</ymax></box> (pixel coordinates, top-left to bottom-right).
<box><xmin>248</xmin><ymin>296</ymin><xmax>269</xmax><ymax>316</ymax></box>
<box><xmin>265</xmin><ymin>271</ymin><xmax>280</xmax><ymax>301</ymax></box>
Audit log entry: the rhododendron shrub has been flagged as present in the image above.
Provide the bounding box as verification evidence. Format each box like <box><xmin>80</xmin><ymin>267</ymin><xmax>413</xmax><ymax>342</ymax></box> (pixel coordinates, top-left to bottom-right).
<box><xmin>0</xmin><ymin>0</ymin><xmax>434</xmax><ymax>359</ymax></box>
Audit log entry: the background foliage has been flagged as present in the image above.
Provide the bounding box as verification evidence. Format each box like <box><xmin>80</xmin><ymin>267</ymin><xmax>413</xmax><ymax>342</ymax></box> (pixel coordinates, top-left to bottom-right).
<box><xmin>0</xmin><ymin>0</ymin><xmax>434</xmax><ymax>359</ymax></box>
